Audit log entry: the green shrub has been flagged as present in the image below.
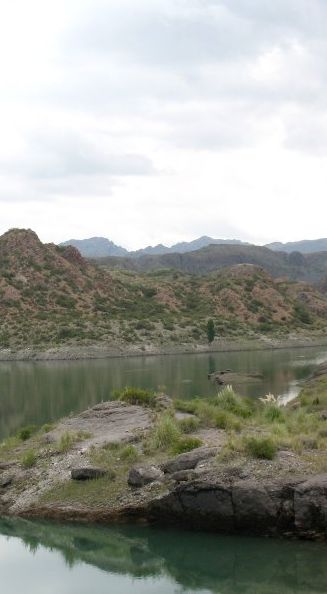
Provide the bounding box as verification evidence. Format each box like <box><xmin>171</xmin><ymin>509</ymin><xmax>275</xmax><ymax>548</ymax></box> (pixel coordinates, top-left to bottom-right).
<box><xmin>178</xmin><ymin>416</ymin><xmax>200</xmax><ymax>434</ymax></box>
<box><xmin>172</xmin><ymin>436</ymin><xmax>203</xmax><ymax>454</ymax></box>
<box><xmin>17</xmin><ymin>425</ymin><xmax>38</xmax><ymax>441</ymax></box>
<box><xmin>113</xmin><ymin>387</ymin><xmax>156</xmax><ymax>407</ymax></box>
<box><xmin>21</xmin><ymin>449</ymin><xmax>37</xmax><ymax>468</ymax></box>
<box><xmin>244</xmin><ymin>436</ymin><xmax>277</xmax><ymax>460</ymax></box>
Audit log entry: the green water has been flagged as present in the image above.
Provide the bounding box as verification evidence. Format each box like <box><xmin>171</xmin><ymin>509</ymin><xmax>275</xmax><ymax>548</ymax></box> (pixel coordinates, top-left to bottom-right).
<box><xmin>0</xmin><ymin>346</ymin><xmax>327</xmax><ymax>439</ymax></box>
<box><xmin>0</xmin><ymin>518</ymin><xmax>326</xmax><ymax>593</ymax></box>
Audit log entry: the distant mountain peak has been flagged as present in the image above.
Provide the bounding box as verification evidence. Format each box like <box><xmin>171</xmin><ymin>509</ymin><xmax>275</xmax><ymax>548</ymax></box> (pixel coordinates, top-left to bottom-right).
<box><xmin>265</xmin><ymin>238</ymin><xmax>327</xmax><ymax>254</ymax></box>
<box><xmin>60</xmin><ymin>237</ymin><xmax>128</xmax><ymax>258</ymax></box>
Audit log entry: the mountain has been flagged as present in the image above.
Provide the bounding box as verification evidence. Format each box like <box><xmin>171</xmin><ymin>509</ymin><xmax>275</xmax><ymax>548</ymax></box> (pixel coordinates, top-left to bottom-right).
<box><xmin>61</xmin><ymin>235</ymin><xmax>249</xmax><ymax>258</ymax></box>
<box><xmin>130</xmin><ymin>236</ymin><xmax>249</xmax><ymax>257</ymax></box>
<box><xmin>60</xmin><ymin>237</ymin><xmax>128</xmax><ymax>258</ymax></box>
<box><xmin>1</xmin><ymin>229</ymin><xmax>327</xmax><ymax>349</ymax></box>
<box><xmin>266</xmin><ymin>239</ymin><xmax>327</xmax><ymax>254</ymax></box>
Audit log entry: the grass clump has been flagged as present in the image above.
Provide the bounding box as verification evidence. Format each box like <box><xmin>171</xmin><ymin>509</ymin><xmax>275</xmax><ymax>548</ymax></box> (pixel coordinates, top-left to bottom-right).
<box><xmin>215</xmin><ymin>386</ymin><xmax>253</xmax><ymax>418</ymax></box>
<box><xmin>178</xmin><ymin>416</ymin><xmax>200</xmax><ymax>434</ymax></box>
<box><xmin>214</xmin><ymin>410</ymin><xmax>241</xmax><ymax>431</ymax></box>
<box><xmin>150</xmin><ymin>414</ymin><xmax>181</xmax><ymax>451</ymax></box>
<box><xmin>41</xmin><ymin>423</ymin><xmax>54</xmax><ymax>433</ymax></box>
<box><xmin>244</xmin><ymin>435</ymin><xmax>277</xmax><ymax>460</ymax></box>
<box><xmin>58</xmin><ymin>432</ymin><xmax>76</xmax><ymax>453</ymax></box>
<box><xmin>173</xmin><ymin>399</ymin><xmax>198</xmax><ymax>414</ymax></box>
<box><xmin>21</xmin><ymin>449</ymin><xmax>37</xmax><ymax>468</ymax></box>
<box><xmin>120</xmin><ymin>444</ymin><xmax>139</xmax><ymax>462</ymax></box>
<box><xmin>172</xmin><ymin>436</ymin><xmax>203</xmax><ymax>455</ymax></box>
<box><xmin>113</xmin><ymin>387</ymin><xmax>156</xmax><ymax>407</ymax></box>
<box><xmin>263</xmin><ymin>405</ymin><xmax>285</xmax><ymax>423</ymax></box>
<box><xmin>17</xmin><ymin>425</ymin><xmax>38</xmax><ymax>441</ymax></box>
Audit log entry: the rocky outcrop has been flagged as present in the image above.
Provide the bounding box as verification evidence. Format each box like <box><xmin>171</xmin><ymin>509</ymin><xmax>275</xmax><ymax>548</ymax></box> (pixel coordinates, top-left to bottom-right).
<box><xmin>128</xmin><ymin>465</ymin><xmax>164</xmax><ymax>487</ymax></box>
<box><xmin>147</xmin><ymin>474</ymin><xmax>327</xmax><ymax>539</ymax></box>
<box><xmin>71</xmin><ymin>467</ymin><xmax>108</xmax><ymax>481</ymax></box>
<box><xmin>162</xmin><ymin>447</ymin><xmax>219</xmax><ymax>474</ymax></box>
<box><xmin>208</xmin><ymin>371</ymin><xmax>263</xmax><ymax>385</ymax></box>
<box><xmin>48</xmin><ymin>401</ymin><xmax>152</xmax><ymax>449</ymax></box>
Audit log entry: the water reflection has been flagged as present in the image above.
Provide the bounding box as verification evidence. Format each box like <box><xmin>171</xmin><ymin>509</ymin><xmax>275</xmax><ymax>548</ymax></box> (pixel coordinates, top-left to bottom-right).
<box><xmin>0</xmin><ymin>346</ymin><xmax>326</xmax><ymax>439</ymax></box>
<box><xmin>0</xmin><ymin>518</ymin><xmax>326</xmax><ymax>594</ymax></box>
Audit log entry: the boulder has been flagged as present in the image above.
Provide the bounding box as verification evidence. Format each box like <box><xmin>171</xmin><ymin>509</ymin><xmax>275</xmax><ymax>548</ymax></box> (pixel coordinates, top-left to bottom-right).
<box><xmin>128</xmin><ymin>465</ymin><xmax>164</xmax><ymax>488</ymax></box>
<box><xmin>71</xmin><ymin>467</ymin><xmax>108</xmax><ymax>481</ymax></box>
<box><xmin>162</xmin><ymin>447</ymin><xmax>219</xmax><ymax>474</ymax></box>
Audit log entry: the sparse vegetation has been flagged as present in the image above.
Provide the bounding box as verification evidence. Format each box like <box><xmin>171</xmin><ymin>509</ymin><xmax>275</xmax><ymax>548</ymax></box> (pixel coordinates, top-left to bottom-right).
<box><xmin>172</xmin><ymin>436</ymin><xmax>203</xmax><ymax>454</ymax></box>
<box><xmin>113</xmin><ymin>387</ymin><xmax>156</xmax><ymax>407</ymax></box>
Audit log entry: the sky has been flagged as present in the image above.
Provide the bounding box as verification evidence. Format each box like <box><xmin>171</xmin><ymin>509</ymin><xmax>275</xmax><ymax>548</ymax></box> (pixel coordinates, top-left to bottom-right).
<box><xmin>0</xmin><ymin>0</ymin><xmax>327</xmax><ymax>249</ymax></box>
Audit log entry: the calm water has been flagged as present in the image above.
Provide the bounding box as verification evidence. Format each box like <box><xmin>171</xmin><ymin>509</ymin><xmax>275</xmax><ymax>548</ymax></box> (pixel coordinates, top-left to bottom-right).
<box><xmin>0</xmin><ymin>518</ymin><xmax>326</xmax><ymax>594</ymax></box>
<box><xmin>0</xmin><ymin>346</ymin><xmax>327</xmax><ymax>439</ymax></box>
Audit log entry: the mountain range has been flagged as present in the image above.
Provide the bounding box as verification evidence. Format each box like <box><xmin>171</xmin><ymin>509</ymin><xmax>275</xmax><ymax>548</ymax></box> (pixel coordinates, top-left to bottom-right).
<box><xmin>61</xmin><ymin>236</ymin><xmax>249</xmax><ymax>258</ymax></box>
<box><xmin>95</xmin><ymin>244</ymin><xmax>327</xmax><ymax>289</ymax></box>
<box><xmin>61</xmin><ymin>235</ymin><xmax>327</xmax><ymax>259</ymax></box>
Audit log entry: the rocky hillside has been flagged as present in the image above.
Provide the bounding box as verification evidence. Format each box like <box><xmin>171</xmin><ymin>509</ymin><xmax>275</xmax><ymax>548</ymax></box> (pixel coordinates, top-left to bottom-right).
<box><xmin>96</xmin><ymin>244</ymin><xmax>327</xmax><ymax>287</ymax></box>
<box><xmin>266</xmin><ymin>238</ymin><xmax>327</xmax><ymax>254</ymax></box>
<box><xmin>1</xmin><ymin>229</ymin><xmax>327</xmax><ymax>349</ymax></box>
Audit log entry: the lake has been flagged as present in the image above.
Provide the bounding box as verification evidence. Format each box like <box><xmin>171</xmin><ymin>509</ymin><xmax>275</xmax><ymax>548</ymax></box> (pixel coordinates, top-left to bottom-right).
<box><xmin>1</xmin><ymin>345</ymin><xmax>327</xmax><ymax>439</ymax></box>
<box><xmin>0</xmin><ymin>518</ymin><xmax>326</xmax><ymax>594</ymax></box>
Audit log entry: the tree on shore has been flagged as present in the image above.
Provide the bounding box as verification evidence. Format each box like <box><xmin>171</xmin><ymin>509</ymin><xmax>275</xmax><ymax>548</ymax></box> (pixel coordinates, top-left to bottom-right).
<box><xmin>206</xmin><ymin>319</ymin><xmax>215</xmax><ymax>344</ymax></box>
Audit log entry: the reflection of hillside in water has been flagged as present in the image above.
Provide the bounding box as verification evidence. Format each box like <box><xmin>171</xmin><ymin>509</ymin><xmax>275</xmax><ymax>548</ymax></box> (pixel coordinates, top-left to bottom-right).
<box><xmin>0</xmin><ymin>518</ymin><xmax>326</xmax><ymax>594</ymax></box>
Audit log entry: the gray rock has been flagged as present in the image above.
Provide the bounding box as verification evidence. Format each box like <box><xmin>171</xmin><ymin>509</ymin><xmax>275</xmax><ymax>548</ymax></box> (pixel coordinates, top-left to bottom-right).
<box><xmin>232</xmin><ymin>480</ymin><xmax>279</xmax><ymax>532</ymax></box>
<box><xmin>71</xmin><ymin>467</ymin><xmax>108</xmax><ymax>481</ymax></box>
<box><xmin>294</xmin><ymin>474</ymin><xmax>327</xmax><ymax>534</ymax></box>
<box><xmin>0</xmin><ymin>475</ymin><xmax>13</xmax><ymax>488</ymax></box>
<box><xmin>162</xmin><ymin>447</ymin><xmax>219</xmax><ymax>474</ymax></box>
<box><xmin>320</xmin><ymin>410</ymin><xmax>327</xmax><ymax>420</ymax></box>
<box><xmin>170</xmin><ymin>470</ymin><xmax>196</xmax><ymax>482</ymax></box>
<box><xmin>0</xmin><ymin>461</ymin><xmax>15</xmax><ymax>471</ymax></box>
<box><xmin>128</xmin><ymin>465</ymin><xmax>164</xmax><ymax>488</ymax></box>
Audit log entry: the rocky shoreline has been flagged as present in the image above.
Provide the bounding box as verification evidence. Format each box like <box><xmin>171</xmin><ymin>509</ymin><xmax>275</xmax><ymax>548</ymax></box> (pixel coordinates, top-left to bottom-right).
<box><xmin>0</xmin><ymin>334</ymin><xmax>327</xmax><ymax>362</ymax></box>
<box><xmin>1</xmin><ymin>369</ymin><xmax>327</xmax><ymax>540</ymax></box>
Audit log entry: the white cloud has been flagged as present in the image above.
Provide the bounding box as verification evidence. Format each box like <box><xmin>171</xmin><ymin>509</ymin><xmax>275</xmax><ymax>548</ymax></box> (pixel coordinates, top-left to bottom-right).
<box><xmin>0</xmin><ymin>0</ymin><xmax>327</xmax><ymax>246</ymax></box>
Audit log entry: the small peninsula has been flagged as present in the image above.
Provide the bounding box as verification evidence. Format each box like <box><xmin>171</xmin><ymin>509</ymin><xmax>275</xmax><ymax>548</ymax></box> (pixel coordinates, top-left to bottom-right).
<box><xmin>1</xmin><ymin>365</ymin><xmax>327</xmax><ymax>540</ymax></box>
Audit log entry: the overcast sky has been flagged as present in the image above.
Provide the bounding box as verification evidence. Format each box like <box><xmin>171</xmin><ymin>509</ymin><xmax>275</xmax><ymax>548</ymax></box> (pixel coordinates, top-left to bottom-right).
<box><xmin>1</xmin><ymin>0</ymin><xmax>327</xmax><ymax>249</ymax></box>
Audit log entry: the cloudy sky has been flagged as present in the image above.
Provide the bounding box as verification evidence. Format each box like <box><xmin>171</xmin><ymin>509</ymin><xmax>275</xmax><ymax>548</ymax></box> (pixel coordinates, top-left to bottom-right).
<box><xmin>0</xmin><ymin>0</ymin><xmax>327</xmax><ymax>249</ymax></box>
